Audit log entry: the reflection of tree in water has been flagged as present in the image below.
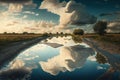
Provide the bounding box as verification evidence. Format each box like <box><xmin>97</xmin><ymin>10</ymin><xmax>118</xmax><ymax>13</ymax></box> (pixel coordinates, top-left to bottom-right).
<box><xmin>48</xmin><ymin>37</ymin><xmax>52</xmax><ymax>40</ymax></box>
<box><xmin>72</xmin><ymin>35</ymin><xmax>82</xmax><ymax>43</ymax></box>
<box><xmin>84</xmin><ymin>38</ymin><xmax>120</xmax><ymax>80</ymax></box>
<box><xmin>95</xmin><ymin>52</ymin><xmax>120</xmax><ymax>80</ymax></box>
<box><xmin>96</xmin><ymin>53</ymin><xmax>107</xmax><ymax>64</ymax></box>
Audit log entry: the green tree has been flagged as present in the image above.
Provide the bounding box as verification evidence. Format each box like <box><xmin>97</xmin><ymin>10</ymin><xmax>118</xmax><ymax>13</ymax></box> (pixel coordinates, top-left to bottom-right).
<box><xmin>73</xmin><ymin>29</ymin><xmax>84</xmax><ymax>35</ymax></box>
<box><xmin>93</xmin><ymin>21</ymin><xmax>107</xmax><ymax>35</ymax></box>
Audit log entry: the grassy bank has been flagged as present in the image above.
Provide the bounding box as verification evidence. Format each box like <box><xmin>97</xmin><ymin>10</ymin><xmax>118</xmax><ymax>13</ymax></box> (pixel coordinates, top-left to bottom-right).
<box><xmin>84</xmin><ymin>34</ymin><xmax>120</xmax><ymax>45</ymax></box>
<box><xmin>0</xmin><ymin>34</ymin><xmax>42</xmax><ymax>47</ymax></box>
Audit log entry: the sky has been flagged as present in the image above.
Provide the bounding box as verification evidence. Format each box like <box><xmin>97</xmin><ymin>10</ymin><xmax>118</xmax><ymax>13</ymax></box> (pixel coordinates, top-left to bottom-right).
<box><xmin>0</xmin><ymin>0</ymin><xmax>120</xmax><ymax>33</ymax></box>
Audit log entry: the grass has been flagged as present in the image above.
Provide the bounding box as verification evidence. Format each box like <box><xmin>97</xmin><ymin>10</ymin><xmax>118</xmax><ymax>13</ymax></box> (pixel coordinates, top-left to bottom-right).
<box><xmin>0</xmin><ymin>34</ymin><xmax>42</xmax><ymax>47</ymax></box>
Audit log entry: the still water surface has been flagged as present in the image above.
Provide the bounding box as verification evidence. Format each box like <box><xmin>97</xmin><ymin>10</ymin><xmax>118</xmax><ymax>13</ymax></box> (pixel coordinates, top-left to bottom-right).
<box><xmin>0</xmin><ymin>36</ymin><xmax>120</xmax><ymax>80</ymax></box>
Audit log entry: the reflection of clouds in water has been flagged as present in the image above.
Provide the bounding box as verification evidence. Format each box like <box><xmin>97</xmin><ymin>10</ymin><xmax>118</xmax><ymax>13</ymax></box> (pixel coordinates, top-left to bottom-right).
<box><xmin>17</xmin><ymin>44</ymin><xmax>43</xmax><ymax>61</ymax></box>
<box><xmin>0</xmin><ymin>60</ymin><xmax>32</xmax><ymax>80</ymax></box>
<box><xmin>23</xmin><ymin>55</ymin><xmax>39</xmax><ymax>61</ymax></box>
<box><xmin>40</xmin><ymin>45</ymin><xmax>94</xmax><ymax>75</ymax></box>
<box><xmin>18</xmin><ymin>53</ymin><xmax>39</xmax><ymax>61</ymax></box>
<box><xmin>46</xmin><ymin>36</ymin><xmax>90</xmax><ymax>47</ymax></box>
<box><xmin>87</xmin><ymin>55</ymin><xmax>96</xmax><ymax>61</ymax></box>
<box><xmin>97</xmin><ymin>66</ymin><xmax>106</xmax><ymax>70</ymax></box>
<box><xmin>10</xmin><ymin>60</ymin><xmax>25</xmax><ymax>69</ymax></box>
<box><xmin>42</xmin><ymin>42</ymin><xmax>63</xmax><ymax>48</ymax></box>
<box><xmin>84</xmin><ymin>39</ymin><xmax>120</xmax><ymax>71</ymax></box>
<box><xmin>18</xmin><ymin>44</ymin><xmax>47</xmax><ymax>57</ymax></box>
<box><xmin>46</xmin><ymin>36</ymin><xmax>77</xmax><ymax>46</ymax></box>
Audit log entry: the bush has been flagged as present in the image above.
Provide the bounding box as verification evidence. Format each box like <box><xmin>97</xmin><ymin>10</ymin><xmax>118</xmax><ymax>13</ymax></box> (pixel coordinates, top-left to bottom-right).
<box><xmin>42</xmin><ymin>33</ymin><xmax>49</xmax><ymax>37</ymax></box>
<box><xmin>73</xmin><ymin>29</ymin><xmax>84</xmax><ymax>35</ymax></box>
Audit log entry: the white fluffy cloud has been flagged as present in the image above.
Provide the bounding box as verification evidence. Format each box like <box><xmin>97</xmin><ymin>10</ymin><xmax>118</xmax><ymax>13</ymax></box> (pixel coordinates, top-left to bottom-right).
<box><xmin>40</xmin><ymin>0</ymin><xmax>97</xmax><ymax>28</ymax></box>
<box><xmin>0</xmin><ymin>14</ymin><xmax>56</xmax><ymax>33</ymax></box>
<box><xmin>97</xmin><ymin>66</ymin><xmax>106</xmax><ymax>70</ymax></box>
<box><xmin>0</xmin><ymin>0</ymin><xmax>36</xmax><ymax>12</ymax></box>
<box><xmin>40</xmin><ymin>45</ymin><xmax>94</xmax><ymax>75</ymax></box>
<box><xmin>8</xmin><ymin>3</ymin><xmax>23</xmax><ymax>12</ymax></box>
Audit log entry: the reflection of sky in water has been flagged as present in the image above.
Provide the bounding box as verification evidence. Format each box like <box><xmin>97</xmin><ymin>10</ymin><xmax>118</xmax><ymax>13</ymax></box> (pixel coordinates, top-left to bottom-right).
<box><xmin>1</xmin><ymin>36</ymin><xmax>119</xmax><ymax>80</ymax></box>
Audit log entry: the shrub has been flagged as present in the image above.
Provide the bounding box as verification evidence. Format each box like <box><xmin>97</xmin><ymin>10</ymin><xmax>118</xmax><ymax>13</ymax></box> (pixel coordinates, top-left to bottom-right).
<box><xmin>73</xmin><ymin>29</ymin><xmax>84</xmax><ymax>35</ymax></box>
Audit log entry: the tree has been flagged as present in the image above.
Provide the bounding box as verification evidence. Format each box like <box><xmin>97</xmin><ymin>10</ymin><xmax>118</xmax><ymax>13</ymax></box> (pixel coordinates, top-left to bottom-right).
<box><xmin>93</xmin><ymin>21</ymin><xmax>107</xmax><ymax>35</ymax></box>
<box><xmin>23</xmin><ymin>32</ymin><xmax>28</xmax><ymax>35</ymax></box>
<box><xmin>49</xmin><ymin>32</ymin><xmax>52</xmax><ymax>35</ymax></box>
<box><xmin>73</xmin><ymin>29</ymin><xmax>84</xmax><ymax>35</ymax></box>
<box><xmin>56</xmin><ymin>32</ymin><xmax>59</xmax><ymax>35</ymax></box>
<box><xmin>43</xmin><ymin>32</ymin><xmax>49</xmax><ymax>37</ymax></box>
<box><xmin>4</xmin><ymin>32</ymin><xmax>7</xmax><ymax>34</ymax></box>
<box><xmin>60</xmin><ymin>32</ymin><xmax>63</xmax><ymax>35</ymax></box>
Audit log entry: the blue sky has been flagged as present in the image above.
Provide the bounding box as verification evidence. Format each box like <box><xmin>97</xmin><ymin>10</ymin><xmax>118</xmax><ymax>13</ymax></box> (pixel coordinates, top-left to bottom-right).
<box><xmin>0</xmin><ymin>0</ymin><xmax>120</xmax><ymax>33</ymax></box>
<box><xmin>19</xmin><ymin>0</ymin><xmax>120</xmax><ymax>21</ymax></box>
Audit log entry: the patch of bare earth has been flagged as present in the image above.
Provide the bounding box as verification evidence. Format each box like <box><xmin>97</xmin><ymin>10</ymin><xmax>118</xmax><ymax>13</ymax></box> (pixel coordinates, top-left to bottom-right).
<box><xmin>90</xmin><ymin>39</ymin><xmax>120</xmax><ymax>54</ymax></box>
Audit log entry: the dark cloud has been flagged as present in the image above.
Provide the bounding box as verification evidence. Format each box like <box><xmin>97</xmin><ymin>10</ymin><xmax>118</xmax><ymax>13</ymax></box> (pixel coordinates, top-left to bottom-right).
<box><xmin>0</xmin><ymin>0</ymin><xmax>31</xmax><ymax>4</ymax></box>
<box><xmin>0</xmin><ymin>68</ymin><xmax>31</xmax><ymax>80</ymax></box>
<box><xmin>100</xmin><ymin>11</ymin><xmax>120</xmax><ymax>17</ymax></box>
<box><xmin>71</xmin><ymin>15</ymin><xmax>97</xmax><ymax>26</ymax></box>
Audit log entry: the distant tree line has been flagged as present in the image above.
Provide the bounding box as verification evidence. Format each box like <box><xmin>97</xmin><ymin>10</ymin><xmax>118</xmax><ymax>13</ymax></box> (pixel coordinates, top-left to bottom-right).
<box><xmin>3</xmin><ymin>32</ymin><xmax>35</xmax><ymax>35</ymax></box>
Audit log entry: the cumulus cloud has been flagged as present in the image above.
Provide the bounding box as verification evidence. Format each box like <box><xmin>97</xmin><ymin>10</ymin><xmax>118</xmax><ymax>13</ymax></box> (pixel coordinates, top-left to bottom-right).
<box><xmin>0</xmin><ymin>14</ymin><xmax>56</xmax><ymax>33</ymax></box>
<box><xmin>0</xmin><ymin>0</ymin><xmax>31</xmax><ymax>4</ymax></box>
<box><xmin>40</xmin><ymin>0</ymin><xmax>97</xmax><ymax>28</ymax></box>
<box><xmin>0</xmin><ymin>0</ymin><xmax>36</xmax><ymax>12</ymax></box>
<box><xmin>40</xmin><ymin>45</ymin><xmax>94</xmax><ymax>75</ymax></box>
<box><xmin>8</xmin><ymin>3</ymin><xmax>23</xmax><ymax>12</ymax></box>
<box><xmin>107</xmin><ymin>21</ymin><xmax>120</xmax><ymax>33</ymax></box>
